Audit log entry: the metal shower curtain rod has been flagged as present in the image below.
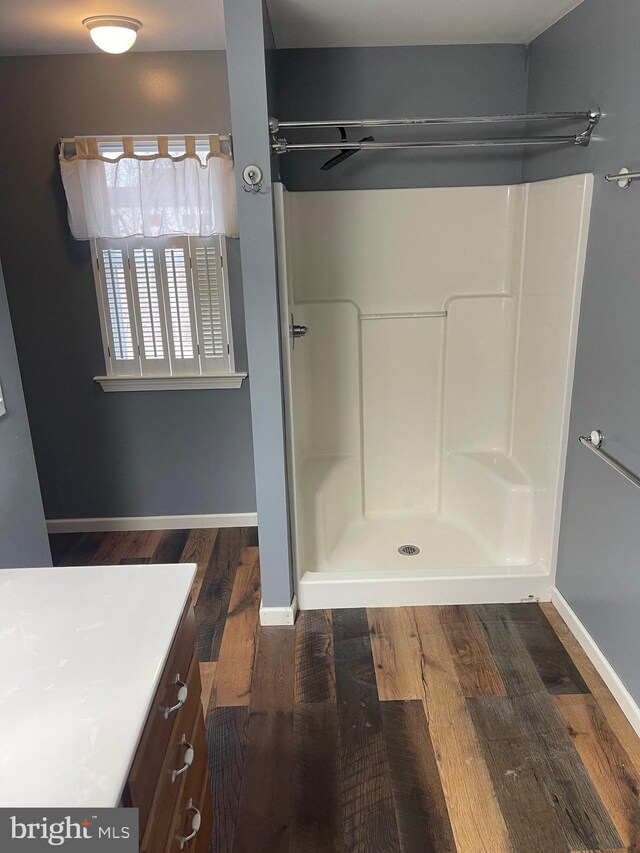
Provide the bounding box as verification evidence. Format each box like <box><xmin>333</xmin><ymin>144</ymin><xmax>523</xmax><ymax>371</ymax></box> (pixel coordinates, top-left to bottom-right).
<box><xmin>274</xmin><ymin>136</ymin><xmax>584</xmax><ymax>152</ymax></box>
<box><xmin>269</xmin><ymin>109</ymin><xmax>601</xmax><ymax>154</ymax></box>
<box><xmin>270</xmin><ymin>110</ymin><xmax>599</xmax><ymax>131</ymax></box>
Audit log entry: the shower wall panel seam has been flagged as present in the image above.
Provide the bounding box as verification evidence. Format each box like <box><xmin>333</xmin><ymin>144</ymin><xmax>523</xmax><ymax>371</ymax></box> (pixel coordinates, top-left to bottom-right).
<box><xmin>507</xmin><ymin>182</ymin><xmax>530</xmax><ymax>458</ymax></box>
<box><xmin>435</xmin><ymin>313</ymin><xmax>447</xmax><ymax>513</ymax></box>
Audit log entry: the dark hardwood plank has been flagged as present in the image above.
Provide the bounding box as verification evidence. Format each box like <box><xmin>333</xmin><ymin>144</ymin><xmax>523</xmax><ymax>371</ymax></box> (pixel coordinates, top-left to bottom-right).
<box><xmin>200</xmin><ymin>662</ymin><xmax>217</xmax><ymax>714</ymax></box>
<box><xmin>195</xmin><ymin>528</ymin><xmax>245</xmax><ymax>662</ymax></box>
<box><xmin>48</xmin><ymin>532</ymin><xmax>83</xmax><ymax>565</ymax></box>
<box><xmin>250</xmin><ymin>625</ymin><xmax>296</xmax><ymax>713</ymax></box>
<box><xmin>475</xmin><ymin>604</ymin><xmax>623</xmax><ymax>851</ymax></box>
<box><xmin>243</xmin><ymin>526</ymin><xmax>259</xmax><ymax>547</ymax></box>
<box><xmin>232</xmin><ymin>709</ymin><xmax>293</xmax><ymax>853</ymax></box>
<box><xmin>411</xmin><ymin>607</ymin><xmax>513</xmax><ymax>852</ymax></box>
<box><xmin>232</xmin><ymin>627</ymin><xmax>295</xmax><ymax>853</ymax></box>
<box><xmin>55</xmin><ymin>531</ymin><xmax>107</xmax><ymax>566</ymax></box>
<box><xmin>368</xmin><ymin>608</ymin><xmax>422</xmax><ymax>701</ymax></box>
<box><xmin>119</xmin><ymin>557</ymin><xmax>151</xmax><ymax>565</ymax></box>
<box><xmin>214</xmin><ymin>547</ymin><xmax>261</xmax><ymax>707</ymax></box>
<box><xmin>381</xmin><ymin>701</ymin><xmax>457</xmax><ymax>853</ymax></box>
<box><xmin>90</xmin><ymin>529</ymin><xmax>162</xmax><ymax>564</ymax></box>
<box><xmin>468</xmin><ymin>696</ymin><xmax>569</xmax><ymax>853</ymax></box>
<box><xmin>542</xmin><ymin>602</ymin><xmax>640</xmax><ymax>777</ymax></box>
<box><xmin>555</xmin><ymin>693</ymin><xmax>640</xmax><ymax>851</ymax></box>
<box><xmin>181</xmin><ymin>528</ymin><xmax>219</xmax><ymax>604</ymax></box>
<box><xmin>473</xmin><ymin>605</ymin><xmax>562</xmax><ymax>699</ymax></box>
<box><xmin>438</xmin><ymin>605</ymin><xmax>507</xmax><ymax>697</ymax></box>
<box><xmin>290</xmin><ymin>702</ymin><xmax>342</xmax><ymax>853</ymax></box>
<box><xmin>120</xmin><ymin>529</ymin><xmax>163</xmax><ymax>557</ymax></box>
<box><xmin>332</xmin><ymin>608</ymin><xmax>400</xmax><ymax>853</ymax></box>
<box><xmin>206</xmin><ymin>705</ymin><xmax>249</xmax><ymax>853</ymax></box>
<box><xmin>295</xmin><ymin>609</ymin><xmax>335</xmax><ymax>704</ymax></box>
<box><xmin>504</xmin><ymin>604</ymin><xmax>589</xmax><ymax>695</ymax></box>
<box><xmin>152</xmin><ymin>528</ymin><xmax>190</xmax><ymax>563</ymax></box>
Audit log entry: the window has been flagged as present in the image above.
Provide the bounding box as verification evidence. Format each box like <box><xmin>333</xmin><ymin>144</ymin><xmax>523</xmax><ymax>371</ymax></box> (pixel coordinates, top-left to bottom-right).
<box><xmin>92</xmin><ymin>235</ymin><xmax>245</xmax><ymax>390</ymax></box>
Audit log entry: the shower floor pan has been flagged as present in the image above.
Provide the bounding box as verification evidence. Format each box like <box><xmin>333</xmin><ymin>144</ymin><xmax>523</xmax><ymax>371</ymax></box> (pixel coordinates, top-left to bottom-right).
<box><xmin>296</xmin><ymin>513</ymin><xmax>551</xmax><ymax>610</ymax></box>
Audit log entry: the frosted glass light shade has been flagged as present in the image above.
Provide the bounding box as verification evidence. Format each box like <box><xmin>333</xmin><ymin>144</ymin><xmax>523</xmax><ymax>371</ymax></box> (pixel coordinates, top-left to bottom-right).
<box><xmin>83</xmin><ymin>16</ymin><xmax>141</xmax><ymax>54</ymax></box>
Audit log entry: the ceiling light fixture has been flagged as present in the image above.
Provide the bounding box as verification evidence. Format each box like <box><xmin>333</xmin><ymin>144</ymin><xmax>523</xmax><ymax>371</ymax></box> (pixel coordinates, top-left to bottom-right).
<box><xmin>83</xmin><ymin>15</ymin><xmax>142</xmax><ymax>54</ymax></box>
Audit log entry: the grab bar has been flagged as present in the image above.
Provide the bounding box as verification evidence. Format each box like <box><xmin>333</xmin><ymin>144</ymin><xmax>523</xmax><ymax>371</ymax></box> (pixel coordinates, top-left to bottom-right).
<box><xmin>579</xmin><ymin>430</ymin><xmax>640</xmax><ymax>490</ymax></box>
<box><xmin>605</xmin><ymin>167</ymin><xmax>640</xmax><ymax>188</ymax></box>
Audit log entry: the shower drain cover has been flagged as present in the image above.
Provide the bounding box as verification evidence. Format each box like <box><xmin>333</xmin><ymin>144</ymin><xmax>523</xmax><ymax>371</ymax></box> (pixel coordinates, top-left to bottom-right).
<box><xmin>398</xmin><ymin>544</ymin><xmax>420</xmax><ymax>556</ymax></box>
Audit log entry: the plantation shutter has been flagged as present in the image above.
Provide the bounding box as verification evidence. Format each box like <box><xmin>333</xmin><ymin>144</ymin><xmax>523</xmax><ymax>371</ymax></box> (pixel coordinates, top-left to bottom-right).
<box><xmin>128</xmin><ymin>240</ymin><xmax>171</xmax><ymax>375</ymax></box>
<box><xmin>92</xmin><ymin>235</ymin><xmax>236</xmax><ymax>380</ymax></box>
<box><xmin>93</xmin><ymin>239</ymin><xmax>140</xmax><ymax>376</ymax></box>
<box><xmin>158</xmin><ymin>236</ymin><xmax>200</xmax><ymax>375</ymax></box>
<box><xmin>191</xmin><ymin>236</ymin><xmax>233</xmax><ymax>374</ymax></box>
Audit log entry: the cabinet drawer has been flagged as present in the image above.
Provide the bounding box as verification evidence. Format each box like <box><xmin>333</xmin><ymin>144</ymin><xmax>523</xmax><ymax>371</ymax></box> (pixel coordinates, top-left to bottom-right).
<box><xmin>124</xmin><ymin>603</ymin><xmax>196</xmax><ymax>832</ymax></box>
<box><xmin>140</xmin><ymin>657</ymin><xmax>203</xmax><ymax>853</ymax></box>
<box><xmin>165</xmin><ymin>716</ymin><xmax>211</xmax><ymax>853</ymax></box>
<box><xmin>192</xmin><ymin>773</ymin><xmax>213</xmax><ymax>853</ymax></box>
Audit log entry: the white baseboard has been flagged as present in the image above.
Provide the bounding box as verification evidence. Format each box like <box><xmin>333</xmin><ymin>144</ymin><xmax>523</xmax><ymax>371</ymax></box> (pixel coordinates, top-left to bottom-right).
<box><xmin>552</xmin><ymin>587</ymin><xmax>640</xmax><ymax>737</ymax></box>
<box><xmin>259</xmin><ymin>595</ymin><xmax>298</xmax><ymax>627</ymax></box>
<box><xmin>46</xmin><ymin>513</ymin><xmax>257</xmax><ymax>534</ymax></box>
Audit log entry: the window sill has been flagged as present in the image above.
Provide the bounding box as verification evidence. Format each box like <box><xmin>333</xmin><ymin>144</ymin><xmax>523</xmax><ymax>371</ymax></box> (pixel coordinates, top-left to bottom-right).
<box><xmin>94</xmin><ymin>373</ymin><xmax>247</xmax><ymax>392</ymax></box>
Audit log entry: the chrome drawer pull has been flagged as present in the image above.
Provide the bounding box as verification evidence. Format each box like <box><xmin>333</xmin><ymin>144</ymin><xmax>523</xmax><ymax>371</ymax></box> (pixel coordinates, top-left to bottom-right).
<box><xmin>164</xmin><ymin>674</ymin><xmax>188</xmax><ymax>719</ymax></box>
<box><xmin>171</xmin><ymin>735</ymin><xmax>195</xmax><ymax>783</ymax></box>
<box><xmin>179</xmin><ymin>799</ymin><xmax>201</xmax><ymax>849</ymax></box>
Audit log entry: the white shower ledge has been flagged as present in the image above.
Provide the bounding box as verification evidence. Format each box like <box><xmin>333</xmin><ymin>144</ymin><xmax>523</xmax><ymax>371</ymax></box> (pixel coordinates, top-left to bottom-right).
<box><xmin>450</xmin><ymin>450</ymin><xmax>531</xmax><ymax>485</ymax></box>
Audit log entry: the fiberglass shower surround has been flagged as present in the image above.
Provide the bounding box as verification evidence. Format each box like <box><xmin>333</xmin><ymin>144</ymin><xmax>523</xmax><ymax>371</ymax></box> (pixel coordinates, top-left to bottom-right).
<box><xmin>276</xmin><ymin>175</ymin><xmax>593</xmax><ymax>609</ymax></box>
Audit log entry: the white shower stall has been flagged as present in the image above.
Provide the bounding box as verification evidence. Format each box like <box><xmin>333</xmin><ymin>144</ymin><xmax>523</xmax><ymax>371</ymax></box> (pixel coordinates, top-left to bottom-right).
<box><xmin>275</xmin><ymin>174</ymin><xmax>593</xmax><ymax>609</ymax></box>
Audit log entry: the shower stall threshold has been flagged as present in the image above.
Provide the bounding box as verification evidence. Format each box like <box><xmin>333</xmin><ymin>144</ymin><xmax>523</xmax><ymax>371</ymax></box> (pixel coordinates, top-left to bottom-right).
<box><xmin>295</xmin><ymin>513</ymin><xmax>552</xmax><ymax>608</ymax></box>
<box><xmin>297</xmin><ymin>563</ymin><xmax>551</xmax><ymax>610</ymax></box>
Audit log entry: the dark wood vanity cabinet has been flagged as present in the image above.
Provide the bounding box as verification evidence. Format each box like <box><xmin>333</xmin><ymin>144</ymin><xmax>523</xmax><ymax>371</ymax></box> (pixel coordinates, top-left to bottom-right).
<box><xmin>122</xmin><ymin>605</ymin><xmax>212</xmax><ymax>853</ymax></box>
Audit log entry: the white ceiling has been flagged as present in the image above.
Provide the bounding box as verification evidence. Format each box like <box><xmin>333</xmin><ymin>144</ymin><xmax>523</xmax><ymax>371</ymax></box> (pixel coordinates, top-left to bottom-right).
<box><xmin>0</xmin><ymin>0</ymin><xmax>584</xmax><ymax>56</ymax></box>
<box><xmin>266</xmin><ymin>0</ymin><xmax>585</xmax><ymax>48</ymax></box>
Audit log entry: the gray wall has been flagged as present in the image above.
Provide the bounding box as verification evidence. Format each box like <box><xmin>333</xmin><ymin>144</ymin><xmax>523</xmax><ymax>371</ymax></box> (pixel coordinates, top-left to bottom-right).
<box><xmin>524</xmin><ymin>0</ymin><xmax>640</xmax><ymax>702</ymax></box>
<box><xmin>273</xmin><ymin>45</ymin><xmax>528</xmax><ymax>190</ymax></box>
<box><xmin>224</xmin><ymin>0</ymin><xmax>294</xmax><ymax>607</ymax></box>
<box><xmin>0</xmin><ymin>53</ymin><xmax>256</xmax><ymax>519</ymax></box>
<box><xmin>0</xmin><ymin>259</ymin><xmax>51</xmax><ymax>567</ymax></box>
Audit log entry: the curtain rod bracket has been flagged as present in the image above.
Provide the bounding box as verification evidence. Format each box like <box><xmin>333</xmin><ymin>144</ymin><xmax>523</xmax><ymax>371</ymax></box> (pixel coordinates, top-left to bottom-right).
<box><xmin>574</xmin><ymin>108</ymin><xmax>601</xmax><ymax>145</ymax></box>
<box><xmin>272</xmin><ymin>137</ymin><xmax>288</xmax><ymax>155</ymax></box>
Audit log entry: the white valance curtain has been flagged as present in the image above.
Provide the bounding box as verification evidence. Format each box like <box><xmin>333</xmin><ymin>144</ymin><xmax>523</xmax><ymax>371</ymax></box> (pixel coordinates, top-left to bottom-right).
<box><xmin>59</xmin><ymin>135</ymin><xmax>238</xmax><ymax>240</ymax></box>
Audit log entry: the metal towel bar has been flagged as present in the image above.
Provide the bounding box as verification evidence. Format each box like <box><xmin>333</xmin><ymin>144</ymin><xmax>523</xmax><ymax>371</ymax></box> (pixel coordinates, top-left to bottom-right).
<box><xmin>578</xmin><ymin>430</ymin><xmax>640</xmax><ymax>490</ymax></box>
<box><xmin>604</xmin><ymin>167</ymin><xmax>640</xmax><ymax>188</ymax></box>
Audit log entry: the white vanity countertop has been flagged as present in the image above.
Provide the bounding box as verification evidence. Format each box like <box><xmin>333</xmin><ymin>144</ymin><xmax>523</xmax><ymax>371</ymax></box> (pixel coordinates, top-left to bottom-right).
<box><xmin>0</xmin><ymin>562</ymin><xmax>196</xmax><ymax>807</ymax></box>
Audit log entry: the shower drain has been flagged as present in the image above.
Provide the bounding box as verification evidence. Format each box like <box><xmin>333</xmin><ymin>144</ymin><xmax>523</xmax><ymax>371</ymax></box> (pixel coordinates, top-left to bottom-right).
<box><xmin>398</xmin><ymin>544</ymin><xmax>420</xmax><ymax>556</ymax></box>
